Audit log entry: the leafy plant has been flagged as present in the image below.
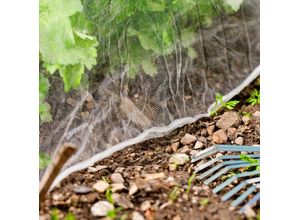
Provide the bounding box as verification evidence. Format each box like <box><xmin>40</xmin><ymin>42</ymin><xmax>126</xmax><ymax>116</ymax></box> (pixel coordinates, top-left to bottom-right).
<box><xmin>169</xmin><ymin>186</ymin><xmax>180</xmax><ymax>202</ymax></box>
<box><xmin>247</xmin><ymin>89</ymin><xmax>260</xmax><ymax>105</ymax></box>
<box><xmin>106</xmin><ymin>207</ymin><xmax>124</xmax><ymax>220</ymax></box>
<box><xmin>241</xmin><ymin>111</ymin><xmax>251</xmax><ymax>118</ymax></box>
<box><xmin>106</xmin><ymin>187</ymin><xmax>114</xmax><ymax>204</ymax></box>
<box><xmin>39</xmin><ymin>74</ymin><xmax>52</xmax><ymax>123</ymax></box>
<box><xmin>51</xmin><ymin>209</ymin><xmax>76</xmax><ymax>220</ymax></box>
<box><xmin>39</xmin><ymin>152</ymin><xmax>51</xmax><ymax>169</ymax></box>
<box><xmin>240</xmin><ymin>154</ymin><xmax>260</xmax><ymax>171</ymax></box>
<box><xmin>210</xmin><ymin>92</ymin><xmax>240</xmax><ymax>116</ymax></box>
<box><xmin>186</xmin><ymin>172</ymin><xmax>196</xmax><ymax>194</ymax></box>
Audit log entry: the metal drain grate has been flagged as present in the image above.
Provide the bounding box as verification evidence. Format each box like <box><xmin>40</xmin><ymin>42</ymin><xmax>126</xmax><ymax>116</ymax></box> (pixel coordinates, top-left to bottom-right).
<box><xmin>191</xmin><ymin>145</ymin><xmax>260</xmax><ymax>214</ymax></box>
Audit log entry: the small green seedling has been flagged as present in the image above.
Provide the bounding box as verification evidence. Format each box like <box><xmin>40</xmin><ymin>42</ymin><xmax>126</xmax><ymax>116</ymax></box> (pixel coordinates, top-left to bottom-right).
<box><xmin>51</xmin><ymin>209</ymin><xmax>76</xmax><ymax>220</ymax></box>
<box><xmin>240</xmin><ymin>154</ymin><xmax>260</xmax><ymax>171</ymax></box>
<box><xmin>39</xmin><ymin>152</ymin><xmax>51</xmax><ymax>170</ymax></box>
<box><xmin>199</xmin><ymin>198</ymin><xmax>210</xmax><ymax>207</ymax></box>
<box><xmin>247</xmin><ymin>89</ymin><xmax>260</xmax><ymax>105</ymax></box>
<box><xmin>241</xmin><ymin>111</ymin><xmax>251</xmax><ymax>118</ymax></box>
<box><xmin>210</xmin><ymin>92</ymin><xmax>240</xmax><ymax>116</ymax></box>
<box><xmin>106</xmin><ymin>207</ymin><xmax>124</xmax><ymax>220</ymax></box>
<box><xmin>186</xmin><ymin>172</ymin><xmax>196</xmax><ymax>194</ymax></box>
<box><xmin>220</xmin><ymin>171</ymin><xmax>237</xmax><ymax>181</ymax></box>
<box><xmin>106</xmin><ymin>187</ymin><xmax>114</xmax><ymax>204</ymax></box>
<box><xmin>169</xmin><ymin>186</ymin><xmax>180</xmax><ymax>202</ymax></box>
<box><xmin>102</xmin><ymin>176</ymin><xmax>111</xmax><ymax>183</ymax></box>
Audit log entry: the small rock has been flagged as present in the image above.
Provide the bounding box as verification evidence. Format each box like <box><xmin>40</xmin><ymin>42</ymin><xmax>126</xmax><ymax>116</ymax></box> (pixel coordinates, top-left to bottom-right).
<box><xmin>129</xmin><ymin>183</ymin><xmax>139</xmax><ymax>196</ymax></box>
<box><xmin>159</xmin><ymin>201</ymin><xmax>172</xmax><ymax>210</ymax></box>
<box><xmin>171</xmin><ymin>142</ymin><xmax>180</xmax><ymax>152</ymax></box>
<box><xmin>194</xmin><ymin>141</ymin><xmax>203</xmax><ymax>149</ymax></box>
<box><xmin>216</xmin><ymin>112</ymin><xmax>241</xmax><ymax>129</ymax></box>
<box><xmin>252</xmin><ymin>111</ymin><xmax>260</xmax><ymax>118</ymax></box>
<box><xmin>91</xmin><ymin>201</ymin><xmax>114</xmax><ymax>217</ymax></box>
<box><xmin>216</xmin><ymin>153</ymin><xmax>223</xmax><ymax>157</ymax></box>
<box><xmin>243</xmin><ymin>206</ymin><xmax>256</xmax><ymax>218</ymax></box>
<box><xmin>115</xmin><ymin>167</ymin><xmax>125</xmax><ymax>173</ymax></box>
<box><xmin>111</xmin><ymin>183</ymin><xmax>126</xmax><ymax>192</ymax></box>
<box><xmin>88</xmin><ymin>165</ymin><xmax>108</xmax><ymax>173</ymax></box>
<box><xmin>73</xmin><ymin>185</ymin><xmax>92</xmax><ymax>194</ymax></box>
<box><xmin>200</xmin><ymin>129</ymin><xmax>208</xmax><ymax>137</ymax></box>
<box><xmin>173</xmin><ymin>215</ymin><xmax>181</xmax><ymax>220</ymax></box>
<box><xmin>52</xmin><ymin>193</ymin><xmax>64</xmax><ymax>201</ymax></box>
<box><xmin>178</xmin><ymin>145</ymin><xmax>190</xmax><ymax>153</ymax></box>
<box><xmin>169</xmin><ymin>154</ymin><xmax>189</xmax><ymax>165</ymax></box>
<box><xmin>144</xmin><ymin>172</ymin><xmax>165</xmax><ymax>181</ymax></box>
<box><xmin>227</xmin><ymin>127</ymin><xmax>237</xmax><ymax>141</ymax></box>
<box><xmin>180</xmin><ymin>134</ymin><xmax>197</xmax><ymax>145</ymax></box>
<box><xmin>80</xmin><ymin>111</ymin><xmax>89</xmax><ymax>119</ymax></box>
<box><xmin>140</xmin><ymin>201</ymin><xmax>151</xmax><ymax>211</ymax></box>
<box><xmin>199</xmin><ymin>136</ymin><xmax>207</xmax><ymax>144</ymax></box>
<box><xmin>112</xmin><ymin>193</ymin><xmax>134</xmax><ymax>209</ymax></box>
<box><xmin>165</xmin><ymin>146</ymin><xmax>172</xmax><ymax>153</ymax></box>
<box><xmin>235</xmin><ymin>137</ymin><xmax>244</xmax><ymax>145</ymax></box>
<box><xmin>212</xmin><ymin>129</ymin><xmax>228</xmax><ymax>144</ymax></box>
<box><xmin>111</xmin><ymin>173</ymin><xmax>124</xmax><ymax>184</ymax></box>
<box><xmin>93</xmin><ymin>181</ymin><xmax>110</xmax><ymax>193</ymax></box>
<box><xmin>242</xmin><ymin>116</ymin><xmax>251</xmax><ymax>125</ymax></box>
<box><xmin>86</xmin><ymin>92</ymin><xmax>96</xmax><ymax>110</ymax></box>
<box><xmin>207</xmin><ymin>125</ymin><xmax>215</xmax><ymax>136</ymax></box>
<box><xmin>132</xmin><ymin>211</ymin><xmax>145</xmax><ymax>220</ymax></box>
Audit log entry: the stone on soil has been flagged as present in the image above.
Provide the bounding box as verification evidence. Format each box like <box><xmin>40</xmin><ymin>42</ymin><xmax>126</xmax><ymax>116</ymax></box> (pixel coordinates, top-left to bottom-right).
<box><xmin>72</xmin><ymin>185</ymin><xmax>92</xmax><ymax>194</ymax></box>
<box><xmin>129</xmin><ymin>183</ymin><xmax>139</xmax><ymax>196</ymax></box>
<box><xmin>227</xmin><ymin>127</ymin><xmax>237</xmax><ymax>141</ymax></box>
<box><xmin>91</xmin><ymin>201</ymin><xmax>114</xmax><ymax>217</ymax></box>
<box><xmin>216</xmin><ymin>112</ymin><xmax>241</xmax><ymax>129</ymax></box>
<box><xmin>111</xmin><ymin>183</ymin><xmax>126</xmax><ymax>192</ymax></box>
<box><xmin>132</xmin><ymin>211</ymin><xmax>145</xmax><ymax>220</ymax></box>
<box><xmin>235</xmin><ymin>137</ymin><xmax>244</xmax><ymax>145</ymax></box>
<box><xmin>212</xmin><ymin>129</ymin><xmax>228</xmax><ymax>144</ymax></box>
<box><xmin>193</xmin><ymin>141</ymin><xmax>203</xmax><ymax>149</ymax></box>
<box><xmin>180</xmin><ymin>133</ymin><xmax>197</xmax><ymax>145</ymax></box>
<box><xmin>178</xmin><ymin>145</ymin><xmax>190</xmax><ymax>153</ymax></box>
<box><xmin>252</xmin><ymin>111</ymin><xmax>260</xmax><ymax>118</ymax></box>
<box><xmin>112</xmin><ymin>193</ymin><xmax>134</xmax><ymax>209</ymax></box>
<box><xmin>171</xmin><ymin>141</ymin><xmax>180</xmax><ymax>152</ymax></box>
<box><xmin>140</xmin><ymin>200</ymin><xmax>151</xmax><ymax>211</ymax></box>
<box><xmin>93</xmin><ymin>181</ymin><xmax>110</xmax><ymax>193</ymax></box>
<box><xmin>242</xmin><ymin>116</ymin><xmax>251</xmax><ymax>125</ymax></box>
<box><xmin>207</xmin><ymin>125</ymin><xmax>215</xmax><ymax>136</ymax></box>
<box><xmin>144</xmin><ymin>172</ymin><xmax>165</xmax><ymax>181</ymax></box>
<box><xmin>111</xmin><ymin>173</ymin><xmax>124</xmax><ymax>183</ymax></box>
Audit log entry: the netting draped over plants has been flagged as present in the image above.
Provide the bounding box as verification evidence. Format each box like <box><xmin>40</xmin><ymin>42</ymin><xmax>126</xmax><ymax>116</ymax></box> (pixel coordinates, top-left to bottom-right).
<box><xmin>39</xmin><ymin>0</ymin><xmax>260</xmax><ymax>185</ymax></box>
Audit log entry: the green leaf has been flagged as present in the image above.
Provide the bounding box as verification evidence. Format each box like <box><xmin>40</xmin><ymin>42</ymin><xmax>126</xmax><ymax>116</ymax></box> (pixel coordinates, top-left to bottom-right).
<box><xmin>64</xmin><ymin>212</ymin><xmax>76</xmax><ymax>220</ymax></box>
<box><xmin>141</xmin><ymin>59</ymin><xmax>158</xmax><ymax>76</ymax></box>
<box><xmin>58</xmin><ymin>64</ymin><xmax>84</xmax><ymax>92</ymax></box>
<box><xmin>39</xmin><ymin>152</ymin><xmax>51</xmax><ymax>169</ymax></box>
<box><xmin>39</xmin><ymin>74</ymin><xmax>50</xmax><ymax>102</ymax></box>
<box><xmin>106</xmin><ymin>187</ymin><xmax>114</xmax><ymax>204</ymax></box>
<box><xmin>240</xmin><ymin>154</ymin><xmax>258</xmax><ymax>164</ymax></box>
<box><xmin>39</xmin><ymin>102</ymin><xmax>53</xmax><ymax>122</ymax></box>
<box><xmin>223</xmin><ymin>0</ymin><xmax>244</xmax><ymax>12</ymax></box>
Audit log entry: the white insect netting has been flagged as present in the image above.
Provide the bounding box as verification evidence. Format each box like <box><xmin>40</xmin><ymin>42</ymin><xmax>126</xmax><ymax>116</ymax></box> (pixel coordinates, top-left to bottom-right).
<box><xmin>39</xmin><ymin>0</ymin><xmax>260</xmax><ymax>188</ymax></box>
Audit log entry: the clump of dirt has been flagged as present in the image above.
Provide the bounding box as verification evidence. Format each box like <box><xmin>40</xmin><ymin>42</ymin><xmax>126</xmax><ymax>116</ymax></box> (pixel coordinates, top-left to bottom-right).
<box><xmin>40</xmin><ymin>80</ymin><xmax>260</xmax><ymax>220</ymax></box>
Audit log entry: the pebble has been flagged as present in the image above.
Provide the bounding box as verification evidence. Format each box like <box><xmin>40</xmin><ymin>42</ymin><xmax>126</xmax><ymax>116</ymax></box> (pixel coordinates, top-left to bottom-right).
<box><xmin>115</xmin><ymin>167</ymin><xmax>125</xmax><ymax>173</ymax></box>
<box><xmin>111</xmin><ymin>183</ymin><xmax>126</xmax><ymax>192</ymax></box>
<box><xmin>132</xmin><ymin>211</ymin><xmax>145</xmax><ymax>220</ymax></box>
<box><xmin>91</xmin><ymin>201</ymin><xmax>114</xmax><ymax>217</ymax></box>
<box><xmin>190</xmin><ymin>150</ymin><xmax>199</xmax><ymax>156</ymax></box>
<box><xmin>194</xmin><ymin>141</ymin><xmax>203</xmax><ymax>149</ymax></box>
<box><xmin>212</xmin><ymin>129</ymin><xmax>228</xmax><ymax>144</ymax></box>
<box><xmin>140</xmin><ymin>201</ymin><xmax>151</xmax><ymax>211</ymax></box>
<box><xmin>173</xmin><ymin>215</ymin><xmax>181</xmax><ymax>220</ymax></box>
<box><xmin>112</xmin><ymin>193</ymin><xmax>134</xmax><ymax>209</ymax></box>
<box><xmin>199</xmin><ymin>136</ymin><xmax>207</xmax><ymax>144</ymax></box>
<box><xmin>111</xmin><ymin>173</ymin><xmax>124</xmax><ymax>183</ymax></box>
<box><xmin>180</xmin><ymin>133</ymin><xmax>197</xmax><ymax>145</ymax></box>
<box><xmin>144</xmin><ymin>172</ymin><xmax>165</xmax><ymax>181</ymax></box>
<box><xmin>129</xmin><ymin>183</ymin><xmax>139</xmax><ymax>196</ymax></box>
<box><xmin>235</xmin><ymin>137</ymin><xmax>244</xmax><ymax>145</ymax></box>
<box><xmin>207</xmin><ymin>125</ymin><xmax>215</xmax><ymax>136</ymax></box>
<box><xmin>178</xmin><ymin>145</ymin><xmax>190</xmax><ymax>153</ymax></box>
<box><xmin>227</xmin><ymin>127</ymin><xmax>237</xmax><ymax>141</ymax></box>
<box><xmin>72</xmin><ymin>185</ymin><xmax>92</xmax><ymax>194</ymax></box>
<box><xmin>166</xmin><ymin>146</ymin><xmax>172</xmax><ymax>153</ymax></box>
<box><xmin>93</xmin><ymin>181</ymin><xmax>110</xmax><ymax>193</ymax></box>
<box><xmin>171</xmin><ymin>142</ymin><xmax>180</xmax><ymax>152</ymax></box>
<box><xmin>200</xmin><ymin>129</ymin><xmax>208</xmax><ymax>137</ymax></box>
<box><xmin>216</xmin><ymin>112</ymin><xmax>241</xmax><ymax>129</ymax></box>
<box><xmin>169</xmin><ymin>154</ymin><xmax>189</xmax><ymax>165</ymax></box>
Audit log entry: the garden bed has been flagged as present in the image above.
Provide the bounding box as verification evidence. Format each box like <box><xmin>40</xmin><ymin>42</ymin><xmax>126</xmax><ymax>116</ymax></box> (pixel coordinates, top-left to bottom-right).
<box><xmin>40</xmin><ymin>79</ymin><xmax>260</xmax><ymax>220</ymax></box>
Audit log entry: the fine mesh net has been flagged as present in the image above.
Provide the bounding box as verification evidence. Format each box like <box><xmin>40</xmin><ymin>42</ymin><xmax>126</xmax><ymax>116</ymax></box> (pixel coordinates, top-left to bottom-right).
<box><xmin>39</xmin><ymin>0</ymin><xmax>260</xmax><ymax>186</ymax></box>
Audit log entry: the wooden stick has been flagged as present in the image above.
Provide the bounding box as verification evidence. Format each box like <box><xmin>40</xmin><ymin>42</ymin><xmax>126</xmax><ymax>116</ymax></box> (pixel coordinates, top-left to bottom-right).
<box><xmin>39</xmin><ymin>143</ymin><xmax>77</xmax><ymax>203</ymax></box>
